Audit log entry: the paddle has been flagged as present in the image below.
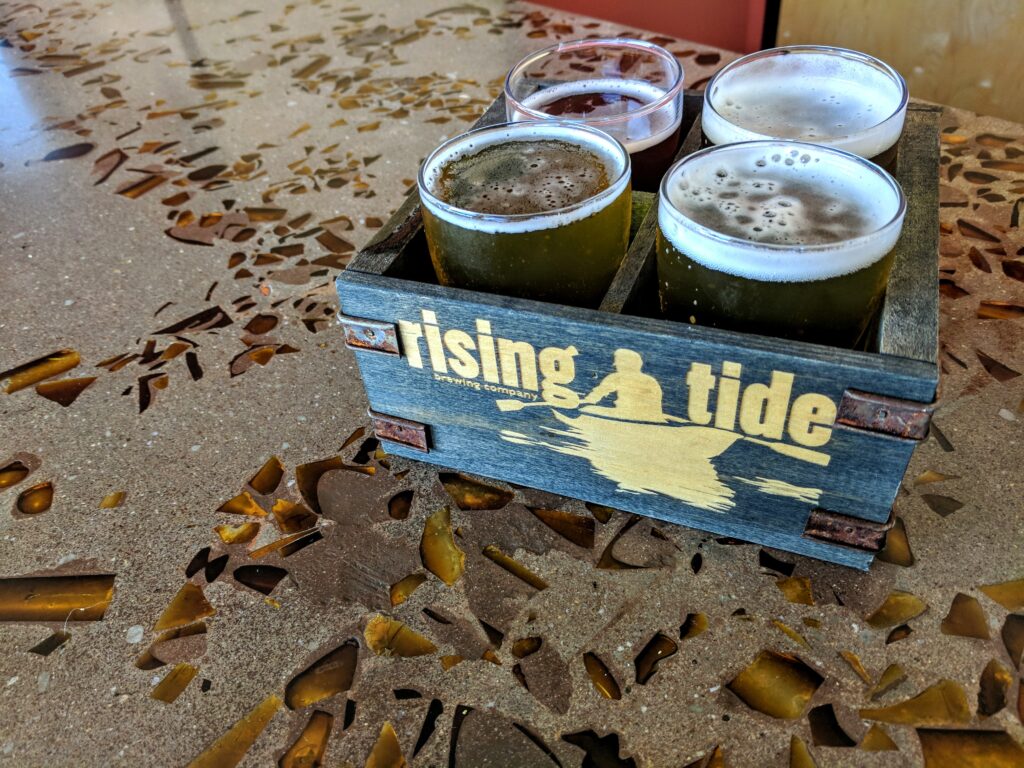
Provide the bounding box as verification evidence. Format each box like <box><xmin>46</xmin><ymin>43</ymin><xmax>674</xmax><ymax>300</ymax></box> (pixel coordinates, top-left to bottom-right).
<box><xmin>495</xmin><ymin>399</ymin><xmax>560</xmax><ymax>412</ymax></box>
<box><xmin>494</xmin><ymin>399</ymin><xmax>831</xmax><ymax>466</ymax></box>
<box><xmin>662</xmin><ymin>414</ymin><xmax>831</xmax><ymax>466</ymax></box>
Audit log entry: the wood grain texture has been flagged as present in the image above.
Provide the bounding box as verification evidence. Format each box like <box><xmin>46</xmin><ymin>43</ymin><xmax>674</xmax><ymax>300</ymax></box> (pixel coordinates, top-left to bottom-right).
<box><xmin>877</xmin><ymin>104</ymin><xmax>941</xmax><ymax>366</ymax></box>
<box><xmin>336</xmin><ymin>90</ymin><xmax>941</xmax><ymax>568</ymax></box>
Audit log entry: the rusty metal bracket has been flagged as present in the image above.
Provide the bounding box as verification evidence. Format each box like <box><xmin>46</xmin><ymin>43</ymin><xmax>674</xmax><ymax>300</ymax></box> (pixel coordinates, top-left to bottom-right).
<box><xmin>836</xmin><ymin>389</ymin><xmax>936</xmax><ymax>440</ymax></box>
<box><xmin>339</xmin><ymin>315</ymin><xmax>400</xmax><ymax>355</ymax></box>
<box><xmin>803</xmin><ymin>508</ymin><xmax>894</xmax><ymax>552</ymax></box>
<box><xmin>368</xmin><ymin>409</ymin><xmax>429</xmax><ymax>452</ymax></box>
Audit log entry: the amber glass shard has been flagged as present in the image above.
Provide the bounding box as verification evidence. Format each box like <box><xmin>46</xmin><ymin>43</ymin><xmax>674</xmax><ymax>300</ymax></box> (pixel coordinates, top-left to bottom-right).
<box><xmin>940</xmin><ymin>593</ymin><xmax>990</xmax><ymax>639</ymax></box>
<box><xmin>249</xmin><ymin>531</ymin><xmax>316</xmax><ymax>559</ymax></box>
<box><xmin>217</xmin><ymin>491</ymin><xmax>267</xmax><ymax>517</ymax></box>
<box><xmin>154</xmin><ymin>583</ymin><xmax>215</xmax><ymax>631</ymax></box>
<box><xmin>285</xmin><ymin>640</ymin><xmax>358</xmax><ymax>710</ymax></box>
<box><xmin>511</xmin><ymin>637</ymin><xmax>542</xmax><ymax>659</ymax></box>
<box><xmin>481</xmin><ymin>649</ymin><xmax>501</xmax><ymax>665</ymax></box>
<box><xmin>877</xmin><ymin>517</ymin><xmax>914</xmax><ymax>567</ymax></box>
<box><xmin>388</xmin><ymin>490</ymin><xmax>413</xmax><ymax>520</ymax></box>
<box><xmin>727</xmin><ymin>650</ymin><xmax>823</xmax><ymax>719</ymax></box>
<box><xmin>980</xmin><ymin>579</ymin><xmax>1024</xmax><ymax>611</ymax></box>
<box><xmin>440</xmin><ymin>655</ymin><xmax>463</xmax><ymax>671</ymax></box>
<box><xmin>295</xmin><ymin>456</ymin><xmax>345</xmax><ymax>514</ymax></box>
<box><xmin>583</xmin><ymin>652</ymin><xmax>621</xmax><ymax>700</ymax></box>
<box><xmin>35</xmin><ymin>376</ymin><xmax>95</xmax><ymax>406</ymax></box>
<box><xmin>99</xmin><ymin>491</ymin><xmax>126</xmax><ymax>509</ymax></box>
<box><xmin>214</xmin><ymin>522</ymin><xmax>260</xmax><ymax>544</ymax></box>
<box><xmin>860</xmin><ymin>725</ymin><xmax>898</xmax><ymax>751</ymax></box>
<box><xmin>772</xmin><ymin>620</ymin><xmax>809</xmax><ymax>648</ymax></box>
<box><xmin>808</xmin><ymin>704</ymin><xmax>856</xmax><ymax>746</ymax></box>
<box><xmin>0</xmin><ymin>575</ymin><xmax>114</xmax><ymax>621</ymax></box>
<box><xmin>839</xmin><ymin>651</ymin><xmax>872</xmax><ymax>684</ymax></box>
<box><xmin>365</xmin><ymin>615</ymin><xmax>436</xmax><ymax>657</ymax></box>
<box><xmin>186</xmin><ymin>694</ymin><xmax>282</xmax><ymax>768</ymax></box>
<box><xmin>634</xmin><ymin>632</ymin><xmax>678</xmax><ymax>684</ymax></box>
<box><xmin>16</xmin><ymin>482</ymin><xmax>53</xmax><ymax>514</ymax></box>
<box><xmin>280</xmin><ymin>710</ymin><xmax>332</xmax><ymax>768</ymax></box>
<box><xmin>860</xmin><ymin>680</ymin><xmax>970</xmax><ymax>725</ymax></box>
<box><xmin>1</xmin><ymin>349</ymin><xmax>80</xmax><ymax>393</ymax></box>
<box><xmin>789</xmin><ymin>735</ymin><xmax>817</xmax><ymax>768</ymax></box>
<box><xmin>978</xmin><ymin>658</ymin><xmax>1012</xmax><ymax>717</ymax></box>
<box><xmin>917</xmin><ymin>728</ymin><xmax>1024</xmax><ymax>767</ymax></box>
<box><xmin>438</xmin><ymin>472</ymin><xmax>513</xmax><ymax>510</ymax></box>
<box><xmin>389</xmin><ymin>574</ymin><xmax>427</xmax><ymax>607</ymax></box>
<box><xmin>272</xmin><ymin>499</ymin><xmax>317</xmax><ymax>534</ymax></box>
<box><xmin>683</xmin><ymin>745</ymin><xmax>725</xmax><ymax>768</ymax></box>
<box><xmin>365</xmin><ymin>721</ymin><xmax>407</xmax><ymax>768</ymax></box>
<box><xmin>1001</xmin><ymin>614</ymin><xmax>1024</xmax><ymax>667</ymax></box>
<box><xmin>341</xmin><ymin>427</ymin><xmax>366</xmax><ymax>450</ymax></box>
<box><xmin>146</xmin><ymin>622</ymin><xmax>208</xmax><ymax>666</ymax></box>
<box><xmin>527</xmin><ymin>507</ymin><xmax>595</xmax><ymax>548</ymax></box>
<box><xmin>482</xmin><ymin>545</ymin><xmax>548</xmax><ymax>590</ymax></box>
<box><xmin>681</xmin><ymin>612</ymin><xmax>709</xmax><ymax>640</ymax></box>
<box><xmin>152</xmin><ymin>662</ymin><xmax>199</xmax><ymax>703</ymax></box>
<box><xmin>886</xmin><ymin>625</ymin><xmax>913</xmax><ymax>644</ymax></box>
<box><xmin>28</xmin><ymin>630</ymin><xmax>70</xmax><ymax>656</ymax></box>
<box><xmin>913</xmin><ymin>470</ymin><xmax>959</xmax><ymax>486</ymax></box>
<box><xmin>249</xmin><ymin>456</ymin><xmax>284</xmax><ymax>495</ymax></box>
<box><xmin>234</xmin><ymin>565</ymin><xmax>287</xmax><ymax>595</ymax></box>
<box><xmin>866</xmin><ymin>591</ymin><xmax>927</xmax><ymax>628</ymax></box>
<box><xmin>420</xmin><ymin>508</ymin><xmax>464</xmax><ymax>586</ymax></box>
<box><xmin>776</xmin><ymin>576</ymin><xmax>814</xmax><ymax>605</ymax></box>
<box><xmin>870</xmin><ymin>664</ymin><xmax>907</xmax><ymax>700</ymax></box>
<box><xmin>585</xmin><ymin>502</ymin><xmax>615</xmax><ymax>523</ymax></box>
<box><xmin>0</xmin><ymin>460</ymin><xmax>30</xmax><ymax>488</ymax></box>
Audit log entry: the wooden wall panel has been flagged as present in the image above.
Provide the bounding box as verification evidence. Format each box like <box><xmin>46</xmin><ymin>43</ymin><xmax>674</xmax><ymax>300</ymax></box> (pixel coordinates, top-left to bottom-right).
<box><xmin>778</xmin><ymin>0</ymin><xmax>1024</xmax><ymax>123</ymax></box>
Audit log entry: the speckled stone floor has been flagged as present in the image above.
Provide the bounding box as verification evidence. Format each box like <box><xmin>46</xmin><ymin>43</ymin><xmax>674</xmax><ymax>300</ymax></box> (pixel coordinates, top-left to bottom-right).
<box><xmin>1</xmin><ymin>2</ymin><xmax>1023</xmax><ymax>767</ymax></box>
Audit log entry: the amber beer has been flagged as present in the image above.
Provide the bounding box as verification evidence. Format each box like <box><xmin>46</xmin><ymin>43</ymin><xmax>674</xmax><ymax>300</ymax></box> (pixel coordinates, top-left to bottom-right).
<box><xmin>418</xmin><ymin>121</ymin><xmax>631</xmax><ymax>307</ymax></box>
<box><xmin>657</xmin><ymin>141</ymin><xmax>907</xmax><ymax>347</ymax></box>
<box><xmin>505</xmin><ymin>39</ymin><xmax>684</xmax><ymax>192</ymax></box>
<box><xmin>702</xmin><ymin>46</ymin><xmax>908</xmax><ymax>171</ymax></box>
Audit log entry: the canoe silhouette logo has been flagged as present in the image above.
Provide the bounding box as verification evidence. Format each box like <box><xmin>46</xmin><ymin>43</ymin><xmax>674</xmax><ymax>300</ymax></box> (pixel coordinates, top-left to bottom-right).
<box><xmin>498</xmin><ymin>348</ymin><xmax>826</xmax><ymax>512</ymax></box>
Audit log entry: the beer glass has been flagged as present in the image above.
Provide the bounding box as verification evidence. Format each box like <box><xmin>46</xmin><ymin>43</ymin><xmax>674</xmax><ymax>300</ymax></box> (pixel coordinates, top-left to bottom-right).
<box><xmin>657</xmin><ymin>140</ymin><xmax>906</xmax><ymax>347</ymax></box>
<box><xmin>504</xmin><ymin>38</ymin><xmax>684</xmax><ymax>192</ymax></box>
<box><xmin>702</xmin><ymin>46</ymin><xmax>908</xmax><ymax>171</ymax></box>
<box><xmin>418</xmin><ymin>121</ymin><xmax>631</xmax><ymax>307</ymax></box>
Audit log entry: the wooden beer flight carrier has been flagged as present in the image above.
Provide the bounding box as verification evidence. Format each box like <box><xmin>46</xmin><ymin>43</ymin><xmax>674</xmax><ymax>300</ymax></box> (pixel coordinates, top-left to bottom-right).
<box><xmin>336</xmin><ymin>92</ymin><xmax>940</xmax><ymax>570</ymax></box>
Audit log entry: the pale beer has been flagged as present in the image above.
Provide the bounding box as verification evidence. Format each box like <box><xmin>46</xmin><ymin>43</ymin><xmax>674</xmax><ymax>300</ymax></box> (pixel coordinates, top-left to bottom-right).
<box><xmin>657</xmin><ymin>141</ymin><xmax>907</xmax><ymax>346</ymax></box>
<box><xmin>702</xmin><ymin>46</ymin><xmax>908</xmax><ymax>171</ymax></box>
<box><xmin>418</xmin><ymin>121</ymin><xmax>632</xmax><ymax>306</ymax></box>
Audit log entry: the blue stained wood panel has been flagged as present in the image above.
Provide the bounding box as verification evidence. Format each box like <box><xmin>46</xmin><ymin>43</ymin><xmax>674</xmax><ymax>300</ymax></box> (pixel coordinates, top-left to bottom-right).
<box><xmin>338</xmin><ymin>270</ymin><xmax>936</xmax><ymax>569</ymax></box>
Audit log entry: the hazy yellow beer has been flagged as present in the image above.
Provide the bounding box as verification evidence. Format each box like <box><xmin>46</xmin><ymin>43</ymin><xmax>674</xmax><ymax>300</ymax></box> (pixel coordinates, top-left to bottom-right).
<box><xmin>418</xmin><ymin>121</ymin><xmax>631</xmax><ymax>307</ymax></box>
<box><xmin>657</xmin><ymin>140</ymin><xmax>907</xmax><ymax>346</ymax></box>
<box><xmin>702</xmin><ymin>46</ymin><xmax>908</xmax><ymax>171</ymax></box>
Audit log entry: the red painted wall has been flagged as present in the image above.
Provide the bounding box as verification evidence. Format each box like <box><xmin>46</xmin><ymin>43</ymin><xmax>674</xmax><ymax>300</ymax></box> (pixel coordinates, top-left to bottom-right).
<box><xmin>533</xmin><ymin>0</ymin><xmax>767</xmax><ymax>53</ymax></box>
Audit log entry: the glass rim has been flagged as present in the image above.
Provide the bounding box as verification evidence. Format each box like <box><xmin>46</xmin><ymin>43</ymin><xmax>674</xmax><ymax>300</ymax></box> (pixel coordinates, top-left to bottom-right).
<box><xmin>503</xmin><ymin>37</ymin><xmax>685</xmax><ymax>127</ymax></box>
<box><xmin>703</xmin><ymin>45</ymin><xmax>909</xmax><ymax>143</ymax></box>
<box><xmin>417</xmin><ymin>120</ymin><xmax>631</xmax><ymax>226</ymax></box>
<box><xmin>658</xmin><ymin>139</ymin><xmax>907</xmax><ymax>254</ymax></box>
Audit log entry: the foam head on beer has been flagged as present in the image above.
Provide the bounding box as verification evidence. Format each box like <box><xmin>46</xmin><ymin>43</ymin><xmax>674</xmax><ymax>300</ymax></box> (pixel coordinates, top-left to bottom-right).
<box><xmin>703</xmin><ymin>46</ymin><xmax>908</xmax><ymax>160</ymax></box>
<box><xmin>420</xmin><ymin>121</ymin><xmax>629</xmax><ymax>233</ymax></box>
<box><xmin>417</xmin><ymin>121</ymin><xmax>632</xmax><ymax>306</ymax></box>
<box><xmin>514</xmin><ymin>79</ymin><xmax>681</xmax><ymax>156</ymax></box>
<box><xmin>659</xmin><ymin>141</ymin><xmax>905</xmax><ymax>282</ymax></box>
<box><xmin>504</xmin><ymin>38</ymin><xmax>684</xmax><ymax>191</ymax></box>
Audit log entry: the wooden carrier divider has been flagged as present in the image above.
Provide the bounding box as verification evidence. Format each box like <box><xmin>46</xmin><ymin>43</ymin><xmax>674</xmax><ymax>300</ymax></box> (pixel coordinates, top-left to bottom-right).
<box><xmin>337</xmin><ymin>91</ymin><xmax>940</xmax><ymax>569</ymax></box>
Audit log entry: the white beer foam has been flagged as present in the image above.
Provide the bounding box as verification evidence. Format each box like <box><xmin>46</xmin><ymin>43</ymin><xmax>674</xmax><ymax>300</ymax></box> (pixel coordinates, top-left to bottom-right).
<box><xmin>513</xmin><ymin>78</ymin><xmax>682</xmax><ymax>153</ymax></box>
<box><xmin>420</xmin><ymin>122</ymin><xmax>629</xmax><ymax>235</ymax></box>
<box><xmin>659</xmin><ymin>141</ymin><xmax>905</xmax><ymax>282</ymax></box>
<box><xmin>703</xmin><ymin>50</ymin><xmax>906</xmax><ymax>159</ymax></box>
